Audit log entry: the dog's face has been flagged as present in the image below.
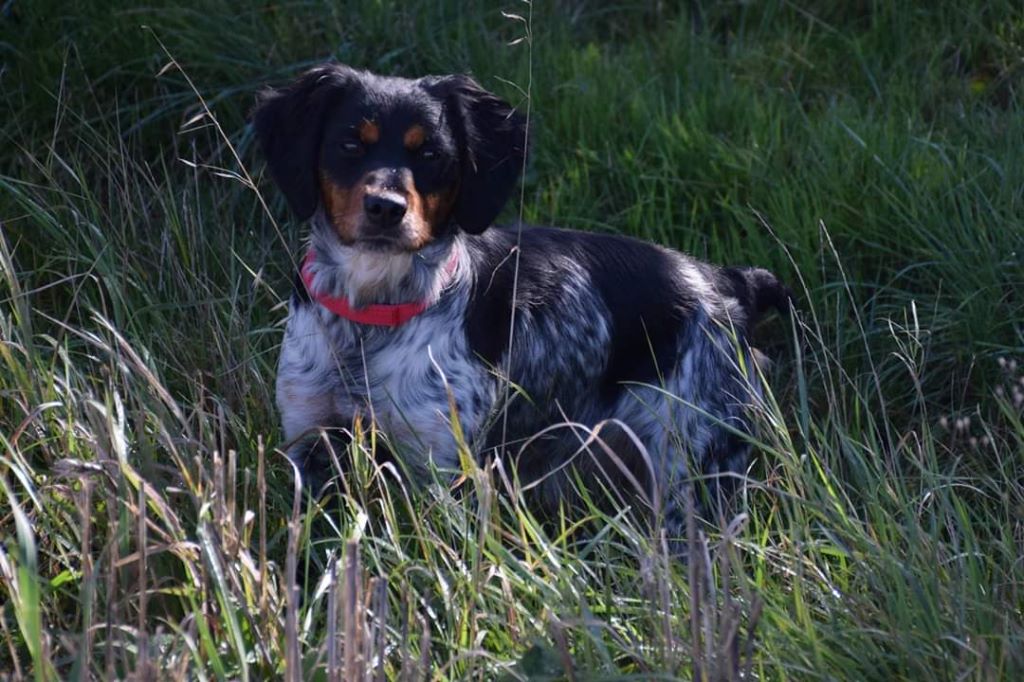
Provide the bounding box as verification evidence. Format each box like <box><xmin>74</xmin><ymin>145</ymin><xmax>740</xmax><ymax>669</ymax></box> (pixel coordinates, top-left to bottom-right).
<box><xmin>253</xmin><ymin>64</ymin><xmax>527</xmax><ymax>251</ymax></box>
<box><xmin>316</xmin><ymin>85</ymin><xmax>459</xmax><ymax>252</ymax></box>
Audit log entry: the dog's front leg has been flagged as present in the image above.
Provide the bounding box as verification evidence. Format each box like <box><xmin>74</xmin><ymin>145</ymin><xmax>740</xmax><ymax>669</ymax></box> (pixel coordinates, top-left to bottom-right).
<box><xmin>285</xmin><ymin>425</ymin><xmax>354</xmax><ymax>498</ymax></box>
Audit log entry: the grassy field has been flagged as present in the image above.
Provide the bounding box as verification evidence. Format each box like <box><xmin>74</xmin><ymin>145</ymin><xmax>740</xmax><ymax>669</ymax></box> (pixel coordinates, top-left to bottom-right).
<box><xmin>2</xmin><ymin>0</ymin><xmax>1023</xmax><ymax>679</ymax></box>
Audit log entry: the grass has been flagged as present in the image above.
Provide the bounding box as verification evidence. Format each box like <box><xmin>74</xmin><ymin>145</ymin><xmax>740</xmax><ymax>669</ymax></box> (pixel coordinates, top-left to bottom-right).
<box><xmin>1</xmin><ymin>0</ymin><xmax>1023</xmax><ymax>679</ymax></box>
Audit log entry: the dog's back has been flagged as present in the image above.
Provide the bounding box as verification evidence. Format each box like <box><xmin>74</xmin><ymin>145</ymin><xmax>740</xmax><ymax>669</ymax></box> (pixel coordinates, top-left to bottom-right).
<box><xmin>458</xmin><ymin>225</ymin><xmax>787</xmax><ymax>528</ymax></box>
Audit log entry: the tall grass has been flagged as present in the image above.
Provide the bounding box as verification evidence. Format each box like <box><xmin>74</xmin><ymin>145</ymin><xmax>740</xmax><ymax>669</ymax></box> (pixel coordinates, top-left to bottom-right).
<box><xmin>2</xmin><ymin>1</ymin><xmax>1023</xmax><ymax>679</ymax></box>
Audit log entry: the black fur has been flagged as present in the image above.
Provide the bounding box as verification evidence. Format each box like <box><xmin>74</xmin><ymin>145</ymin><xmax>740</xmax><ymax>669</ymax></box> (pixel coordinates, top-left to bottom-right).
<box><xmin>423</xmin><ymin>75</ymin><xmax>528</xmax><ymax>233</ymax></box>
<box><xmin>253</xmin><ymin>65</ymin><xmax>357</xmax><ymax>220</ymax></box>
<box><xmin>463</xmin><ymin>226</ymin><xmax>699</xmax><ymax>398</ymax></box>
<box><xmin>720</xmin><ymin>266</ymin><xmax>793</xmax><ymax>323</ymax></box>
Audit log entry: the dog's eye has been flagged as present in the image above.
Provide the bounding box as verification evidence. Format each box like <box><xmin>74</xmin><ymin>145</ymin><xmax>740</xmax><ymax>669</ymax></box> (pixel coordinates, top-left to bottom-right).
<box><xmin>341</xmin><ymin>141</ymin><xmax>363</xmax><ymax>156</ymax></box>
<box><xmin>420</xmin><ymin>148</ymin><xmax>439</xmax><ymax>161</ymax></box>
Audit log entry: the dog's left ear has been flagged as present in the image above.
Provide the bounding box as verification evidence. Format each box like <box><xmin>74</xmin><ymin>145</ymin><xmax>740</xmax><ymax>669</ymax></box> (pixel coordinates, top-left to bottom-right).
<box><xmin>423</xmin><ymin>75</ymin><xmax>527</xmax><ymax>234</ymax></box>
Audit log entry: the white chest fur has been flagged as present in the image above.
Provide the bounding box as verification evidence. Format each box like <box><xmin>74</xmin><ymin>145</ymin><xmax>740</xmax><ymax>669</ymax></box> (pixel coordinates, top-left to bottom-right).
<box><xmin>276</xmin><ymin>287</ymin><xmax>495</xmax><ymax>476</ymax></box>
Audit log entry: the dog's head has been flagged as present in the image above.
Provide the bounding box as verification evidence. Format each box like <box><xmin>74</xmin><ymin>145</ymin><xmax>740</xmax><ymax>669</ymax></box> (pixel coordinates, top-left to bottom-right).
<box><xmin>252</xmin><ymin>63</ymin><xmax>527</xmax><ymax>252</ymax></box>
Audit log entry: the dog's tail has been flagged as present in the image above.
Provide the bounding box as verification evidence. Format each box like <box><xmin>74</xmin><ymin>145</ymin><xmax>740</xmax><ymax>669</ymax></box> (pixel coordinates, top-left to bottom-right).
<box><xmin>722</xmin><ymin>266</ymin><xmax>794</xmax><ymax>327</ymax></box>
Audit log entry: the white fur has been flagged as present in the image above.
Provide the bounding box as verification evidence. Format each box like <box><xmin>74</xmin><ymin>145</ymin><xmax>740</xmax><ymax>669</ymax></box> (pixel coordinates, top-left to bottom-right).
<box><xmin>277</xmin><ymin>240</ymin><xmax>490</xmax><ymax>477</ymax></box>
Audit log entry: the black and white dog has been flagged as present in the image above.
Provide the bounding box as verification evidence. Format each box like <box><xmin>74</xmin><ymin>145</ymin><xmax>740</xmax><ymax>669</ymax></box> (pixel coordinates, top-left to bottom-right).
<box><xmin>253</xmin><ymin>63</ymin><xmax>789</xmax><ymax>541</ymax></box>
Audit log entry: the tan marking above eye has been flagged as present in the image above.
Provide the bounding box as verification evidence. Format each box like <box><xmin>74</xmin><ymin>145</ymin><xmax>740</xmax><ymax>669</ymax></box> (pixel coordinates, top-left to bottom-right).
<box><xmin>403</xmin><ymin>124</ymin><xmax>426</xmax><ymax>151</ymax></box>
<box><xmin>358</xmin><ymin>120</ymin><xmax>380</xmax><ymax>145</ymax></box>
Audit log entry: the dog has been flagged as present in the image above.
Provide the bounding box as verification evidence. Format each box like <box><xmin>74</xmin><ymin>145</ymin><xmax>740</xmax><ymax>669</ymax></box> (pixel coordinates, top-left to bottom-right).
<box><xmin>253</xmin><ymin>63</ymin><xmax>789</xmax><ymax>544</ymax></box>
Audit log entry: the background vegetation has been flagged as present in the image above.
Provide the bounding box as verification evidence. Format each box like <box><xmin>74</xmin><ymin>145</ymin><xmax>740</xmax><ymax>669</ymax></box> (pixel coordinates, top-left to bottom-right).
<box><xmin>1</xmin><ymin>0</ymin><xmax>1022</xmax><ymax>679</ymax></box>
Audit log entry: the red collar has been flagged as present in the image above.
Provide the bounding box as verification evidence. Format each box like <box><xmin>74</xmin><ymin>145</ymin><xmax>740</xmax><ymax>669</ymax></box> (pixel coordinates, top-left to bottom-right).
<box><xmin>300</xmin><ymin>250</ymin><xmax>457</xmax><ymax>327</ymax></box>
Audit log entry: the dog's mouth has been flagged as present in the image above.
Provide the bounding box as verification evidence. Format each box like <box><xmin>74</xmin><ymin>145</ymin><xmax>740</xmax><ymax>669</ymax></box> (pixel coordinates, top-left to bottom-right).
<box><xmin>344</xmin><ymin>219</ymin><xmax>433</xmax><ymax>253</ymax></box>
<box><xmin>352</xmin><ymin>231</ymin><xmax>428</xmax><ymax>254</ymax></box>
<box><xmin>355</xmin><ymin>235</ymin><xmax>401</xmax><ymax>251</ymax></box>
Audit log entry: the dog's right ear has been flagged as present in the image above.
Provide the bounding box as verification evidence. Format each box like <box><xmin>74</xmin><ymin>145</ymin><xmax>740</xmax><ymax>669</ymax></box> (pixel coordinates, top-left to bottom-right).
<box><xmin>252</xmin><ymin>64</ymin><xmax>355</xmax><ymax>221</ymax></box>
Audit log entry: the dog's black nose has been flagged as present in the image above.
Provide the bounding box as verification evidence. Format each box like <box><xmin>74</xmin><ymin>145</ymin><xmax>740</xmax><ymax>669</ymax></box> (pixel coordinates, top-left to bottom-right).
<box><xmin>363</xmin><ymin>193</ymin><xmax>407</xmax><ymax>228</ymax></box>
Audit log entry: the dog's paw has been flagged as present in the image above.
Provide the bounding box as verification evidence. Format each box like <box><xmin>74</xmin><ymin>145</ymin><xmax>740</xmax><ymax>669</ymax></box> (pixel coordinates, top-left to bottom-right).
<box><xmin>287</xmin><ymin>430</ymin><xmax>351</xmax><ymax>498</ymax></box>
